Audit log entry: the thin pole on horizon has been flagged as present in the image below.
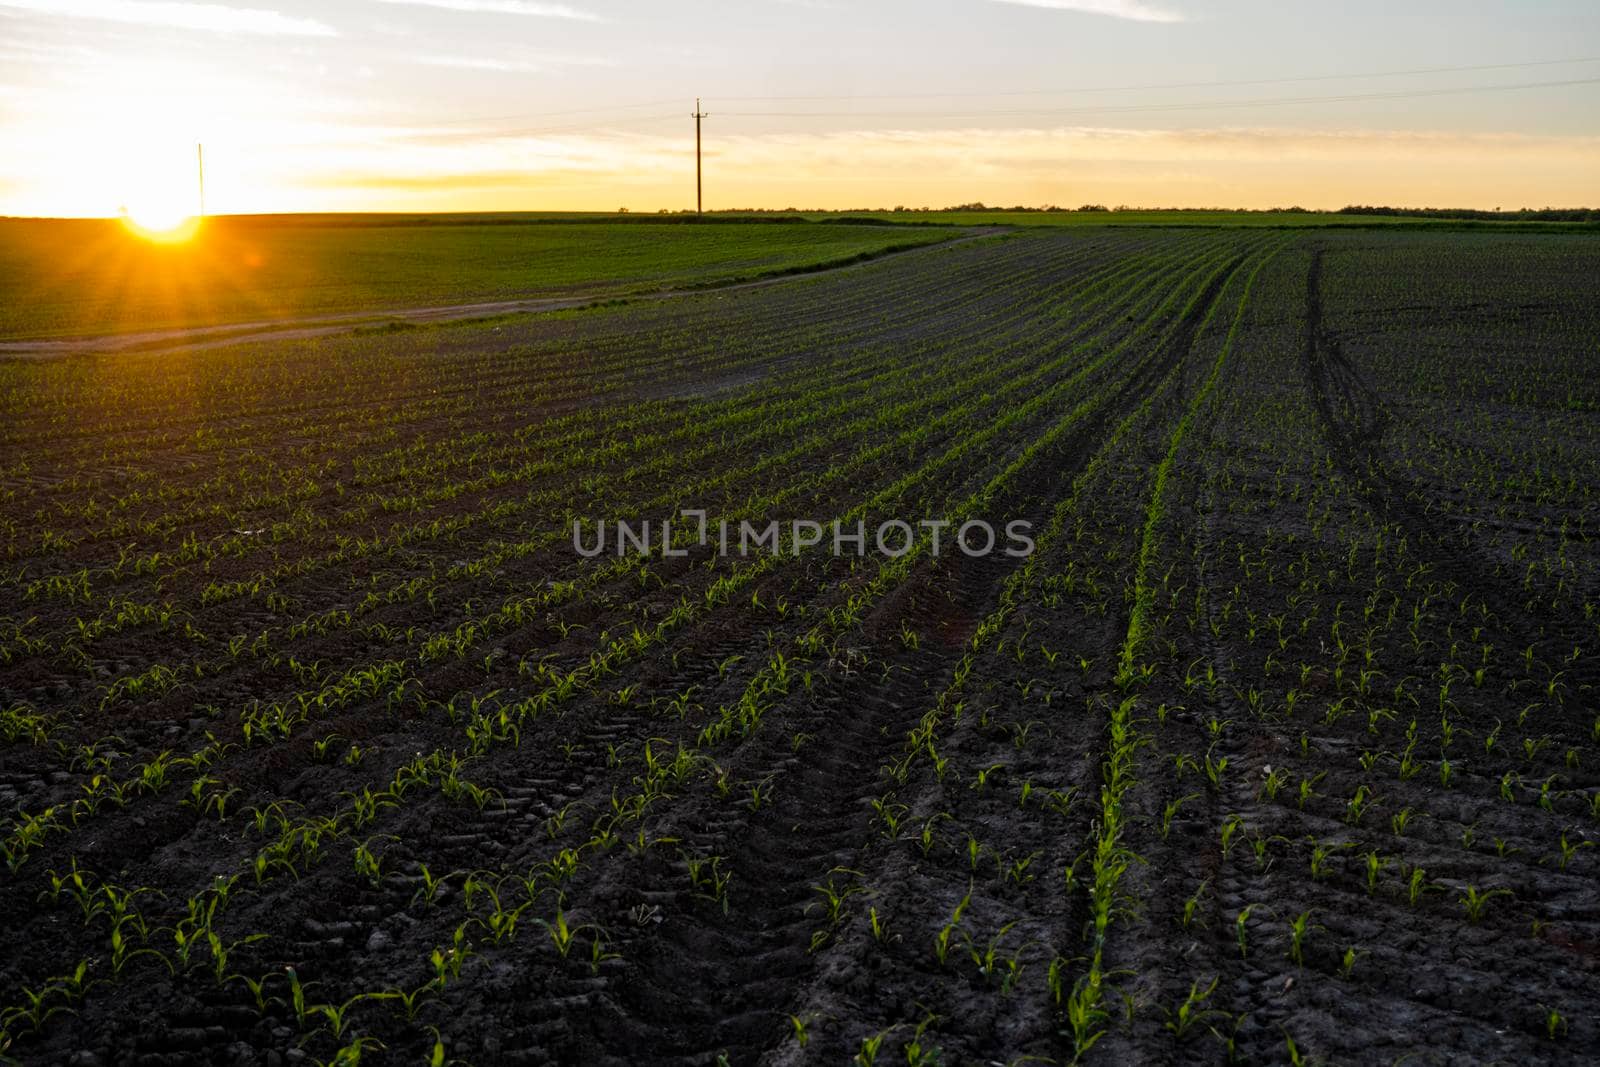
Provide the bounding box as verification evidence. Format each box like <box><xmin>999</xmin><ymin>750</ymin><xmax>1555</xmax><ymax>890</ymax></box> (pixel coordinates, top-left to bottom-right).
<box><xmin>692</xmin><ymin>98</ymin><xmax>708</xmax><ymax>214</ymax></box>
<box><xmin>197</xmin><ymin>143</ymin><xmax>205</xmax><ymax>219</ymax></box>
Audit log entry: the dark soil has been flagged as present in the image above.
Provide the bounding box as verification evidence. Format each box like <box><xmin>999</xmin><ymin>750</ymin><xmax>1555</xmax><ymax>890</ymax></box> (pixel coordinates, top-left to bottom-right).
<box><xmin>1</xmin><ymin>228</ymin><xmax>1597</xmax><ymax>1066</ymax></box>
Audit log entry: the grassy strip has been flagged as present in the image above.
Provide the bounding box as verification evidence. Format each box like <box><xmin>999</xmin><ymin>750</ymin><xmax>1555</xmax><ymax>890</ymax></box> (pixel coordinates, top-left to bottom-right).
<box><xmin>0</xmin><ymin>220</ymin><xmax>959</xmax><ymax>341</ymax></box>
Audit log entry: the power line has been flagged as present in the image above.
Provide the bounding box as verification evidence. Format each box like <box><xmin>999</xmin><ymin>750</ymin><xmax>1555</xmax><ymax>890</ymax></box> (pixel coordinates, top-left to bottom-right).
<box><xmin>714</xmin><ymin>76</ymin><xmax>1600</xmax><ymax>121</ymax></box>
<box><xmin>398</xmin><ymin>56</ymin><xmax>1600</xmax><ymax>135</ymax></box>
<box><xmin>405</xmin><ymin>75</ymin><xmax>1599</xmax><ymax>143</ymax></box>
<box><xmin>712</xmin><ymin>55</ymin><xmax>1600</xmax><ymax>102</ymax></box>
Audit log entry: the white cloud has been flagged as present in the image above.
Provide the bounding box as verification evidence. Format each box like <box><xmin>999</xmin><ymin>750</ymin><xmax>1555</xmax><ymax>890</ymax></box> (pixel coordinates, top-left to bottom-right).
<box><xmin>0</xmin><ymin>38</ymin><xmax>102</xmax><ymax>65</ymax></box>
<box><xmin>370</xmin><ymin>0</ymin><xmax>601</xmax><ymax>20</ymax></box>
<box><xmin>415</xmin><ymin>55</ymin><xmax>543</xmax><ymax>73</ymax></box>
<box><xmin>987</xmin><ymin>0</ymin><xmax>1183</xmax><ymax>23</ymax></box>
<box><xmin>0</xmin><ymin>0</ymin><xmax>336</xmax><ymax>35</ymax></box>
<box><xmin>413</xmin><ymin>52</ymin><xmax>613</xmax><ymax>72</ymax></box>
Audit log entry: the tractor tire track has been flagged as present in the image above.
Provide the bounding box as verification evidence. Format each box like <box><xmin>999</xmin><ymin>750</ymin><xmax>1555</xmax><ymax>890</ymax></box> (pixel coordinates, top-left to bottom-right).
<box><xmin>1302</xmin><ymin>246</ymin><xmax>1588</xmax><ymax>678</ymax></box>
<box><xmin>598</xmin><ymin>248</ymin><xmax>1253</xmax><ymax>1065</ymax></box>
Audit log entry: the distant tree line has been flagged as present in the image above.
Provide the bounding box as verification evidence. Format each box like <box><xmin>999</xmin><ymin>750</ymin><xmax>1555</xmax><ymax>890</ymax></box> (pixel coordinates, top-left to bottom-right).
<box><xmin>624</xmin><ymin>204</ymin><xmax>1597</xmax><ymax>222</ymax></box>
<box><xmin>889</xmin><ymin>203</ymin><xmax>1600</xmax><ymax>220</ymax></box>
<box><xmin>1336</xmin><ymin>205</ymin><xmax>1599</xmax><ymax>222</ymax></box>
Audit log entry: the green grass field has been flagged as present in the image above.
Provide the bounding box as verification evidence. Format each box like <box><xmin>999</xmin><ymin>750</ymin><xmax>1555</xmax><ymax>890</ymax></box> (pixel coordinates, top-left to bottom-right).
<box><xmin>6</xmin><ymin>210</ymin><xmax>1587</xmax><ymax>342</ymax></box>
<box><xmin>0</xmin><ymin>215</ymin><xmax>953</xmax><ymax>340</ymax></box>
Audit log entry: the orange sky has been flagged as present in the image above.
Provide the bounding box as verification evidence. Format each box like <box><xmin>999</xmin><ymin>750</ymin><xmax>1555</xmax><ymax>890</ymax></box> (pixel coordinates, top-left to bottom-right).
<box><xmin>1</xmin><ymin>0</ymin><xmax>1597</xmax><ymax>216</ymax></box>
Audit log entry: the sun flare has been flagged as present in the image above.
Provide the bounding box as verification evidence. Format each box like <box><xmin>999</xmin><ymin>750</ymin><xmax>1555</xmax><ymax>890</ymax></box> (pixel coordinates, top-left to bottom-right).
<box><xmin>121</xmin><ymin>206</ymin><xmax>201</xmax><ymax>243</ymax></box>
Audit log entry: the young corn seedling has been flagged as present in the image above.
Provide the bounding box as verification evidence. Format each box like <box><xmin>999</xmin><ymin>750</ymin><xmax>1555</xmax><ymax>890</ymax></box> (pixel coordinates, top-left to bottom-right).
<box><xmin>227</xmin><ymin>971</ymin><xmax>284</xmax><ymax>1012</ymax></box>
<box><xmin>0</xmin><ymin>982</ymin><xmax>75</xmax><ymax>1037</ymax></box>
<box><xmin>1247</xmin><ymin>833</ymin><xmax>1284</xmax><ymax>872</ymax></box>
<box><xmin>480</xmin><ymin>891</ymin><xmax>532</xmax><ymax>944</ymax></box>
<box><xmin>1344</xmin><ymin>785</ymin><xmax>1376</xmax><ymax>826</ymax></box>
<box><xmin>1210</xmin><ymin>1010</ymin><xmax>1248</xmax><ymax>1066</ymax></box>
<box><xmin>1203</xmin><ymin>744</ymin><xmax>1229</xmax><ymax>791</ymax></box>
<box><xmin>208</xmin><ymin>931</ymin><xmax>267</xmax><ymax>984</ymax></box>
<box><xmin>308</xmin><ymin>992</ymin><xmax>385</xmax><ymax>1042</ymax></box>
<box><xmin>1062</xmin><ymin>973</ymin><xmax>1109</xmax><ymax>1060</ymax></box>
<box><xmin>49</xmin><ymin>960</ymin><xmax>97</xmax><ymax>1006</ymax></box>
<box><xmin>1458</xmin><ymin>885</ymin><xmax>1512</xmax><ymax>924</ymax></box>
<box><xmin>1161</xmin><ymin>793</ymin><xmax>1202</xmax><ymax>840</ymax></box>
<box><xmin>683</xmin><ymin>852</ymin><xmax>733</xmax><ymax>914</ymax></box>
<box><xmin>585</xmin><ymin>926</ymin><xmax>622</xmax><ymax>975</ymax></box>
<box><xmin>541</xmin><ymin>848</ymin><xmax>582</xmax><ymax>887</ymax></box>
<box><xmin>39</xmin><ymin>858</ymin><xmax>102</xmax><ymax>923</ymax></box>
<box><xmin>933</xmin><ymin>884</ymin><xmax>973</xmax><ymax>966</ymax></box>
<box><xmin>1180</xmin><ymin>879</ymin><xmax>1210</xmax><ymax>931</ymax></box>
<box><xmin>1405</xmin><ymin>867</ymin><xmax>1439</xmax><ymax>907</ymax></box>
<box><xmin>283</xmin><ymin>966</ymin><xmax>315</xmax><ymax>1029</ymax></box>
<box><xmin>1286</xmin><ymin>909</ymin><xmax>1319</xmax><ymax>967</ymax></box>
<box><xmin>429</xmin><ymin>929</ymin><xmax>473</xmax><ymax>988</ymax></box>
<box><xmin>965</xmin><ymin>920</ymin><xmax>1020</xmax><ymax>983</ymax></box>
<box><xmin>1000</xmin><ymin>849</ymin><xmax>1042</xmax><ymax>887</ymax></box>
<box><xmin>1362</xmin><ymin>851</ymin><xmax>1389</xmax><ymax>895</ymax></box>
<box><xmin>853</xmin><ymin>1027</ymin><xmax>893</xmax><ymax>1067</ymax></box>
<box><xmin>1544</xmin><ymin>830</ymin><xmax>1593</xmax><ymax>870</ymax></box>
<box><xmin>109</xmin><ymin>915</ymin><xmax>167</xmax><ymax>978</ymax></box>
<box><xmin>1258</xmin><ymin>766</ymin><xmax>1289</xmax><ymax>801</ymax></box>
<box><xmin>1297</xmin><ymin>772</ymin><xmax>1326</xmax><ymax>810</ymax></box>
<box><xmin>411</xmin><ymin>864</ymin><xmax>461</xmax><ymax>908</ymax></box>
<box><xmin>871</xmin><ymin>794</ymin><xmax>909</xmax><ymax>840</ymax></box>
<box><xmin>1164</xmin><ymin>976</ymin><xmax>1222</xmax><ymax>1040</ymax></box>
<box><xmin>312</xmin><ymin>734</ymin><xmax>344</xmax><ymax>763</ymax></box>
<box><xmin>971</xmin><ymin>763</ymin><xmax>1005</xmax><ymax>792</ymax></box>
<box><xmin>532</xmin><ymin>905</ymin><xmax>597</xmax><ymax>958</ymax></box>
<box><xmin>867</xmin><ymin>906</ymin><xmax>894</xmax><ymax>945</ymax></box>
<box><xmin>1283</xmin><ymin>1029</ymin><xmax>1314</xmax><ymax>1067</ymax></box>
<box><xmin>352</xmin><ymin>835</ymin><xmax>397</xmax><ymax>888</ymax></box>
<box><xmin>899</xmin><ymin>622</ymin><xmax>921</xmax><ymax>650</ymax></box>
<box><xmin>1046</xmin><ymin>955</ymin><xmax>1071</xmax><ymax>1011</ymax></box>
<box><xmin>902</xmin><ymin>1014</ymin><xmax>945</xmax><ymax>1063</ymax></box>
<box><xmin>745</xmin><ymin>776</ymin><xmax>776</xmax><ymax>812</ymax></box>
<box><xmin>1042</xmin><ymin>787</ymin><xmax>1076</xmax><ymax>818</ymax></box>
<box><xmin>997</xmin><ymin>944</ymin><xmax>1029</xmax><ymax>996</ymax></box>
<box><xmin>381</xmin><ymin>982</ymin><xmax>437</xmax><ymax>1023</ymax></box>
<box><xmin>1235</xmin><ymin>905</ymin><xmax>1257</xmax><ymax>959</ymax></box>
<box><xmin>1219</xmin><ymin>815</ymin><xmax>1245</xmax><ymax>860</ymax></box>
<box><xmin>806</xmin><ymin>869</ymin><xmax>866</xmax><ymax>951</ymax></box>
<box><xmin>1308</xmin><ymin>840</ymin><xmax>1348</xmax><ymax>881</ymax></box>
<box><xmin>246</xmin><ymin>800</ymin><xmax>295</xmax><ymax>836</ymax></box>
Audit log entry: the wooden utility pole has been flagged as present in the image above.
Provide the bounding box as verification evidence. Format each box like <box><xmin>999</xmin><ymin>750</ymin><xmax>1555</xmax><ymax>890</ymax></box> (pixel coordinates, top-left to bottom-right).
<box><xmin>692</xmin><ymin>99</ymin><xmax>708</xmax><ymax>214</ymax></box>
<box><xmin>197</xmin><ymin>143</ymin><xmax>206</xmax><ymax>218</ymax></box>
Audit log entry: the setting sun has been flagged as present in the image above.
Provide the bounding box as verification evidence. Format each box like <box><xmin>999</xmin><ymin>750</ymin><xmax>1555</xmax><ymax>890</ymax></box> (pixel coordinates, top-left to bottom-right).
<box><xmin>120</xmin><ymin>206</ymin><xmax>201</xmax><ymax>243</ymax></box>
